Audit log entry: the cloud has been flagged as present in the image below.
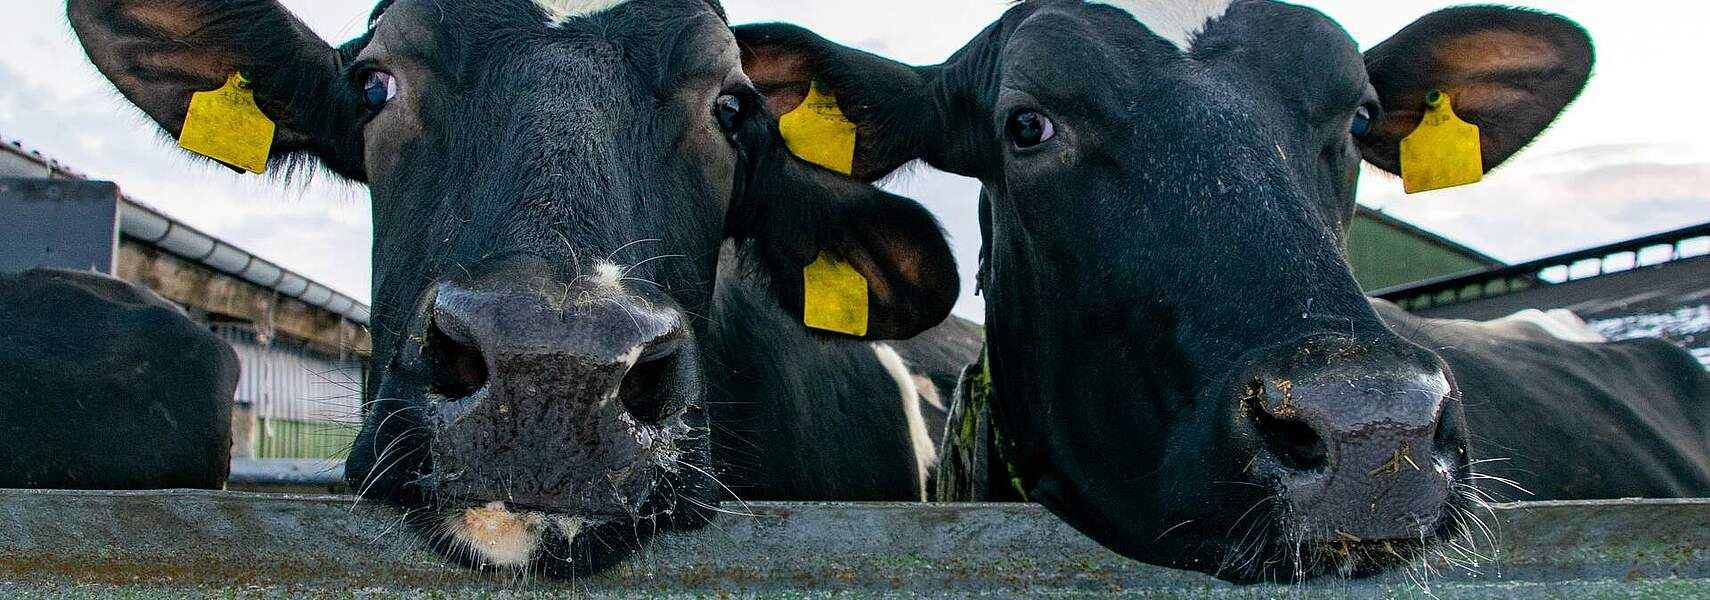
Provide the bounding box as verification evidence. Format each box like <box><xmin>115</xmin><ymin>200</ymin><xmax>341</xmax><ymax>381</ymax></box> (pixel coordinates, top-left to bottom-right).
<box><xmin>0</xmin><ymin>52</ymin><xmax>373</xmax><ymax>301</ymax></box>
<box><xmin>9</xmin><ymin>0</ymin><xmax>1705</xmax><ymax>326</ymax></box>
<box><xmin>1361</xmin><ymin>147</ymin><xmax>1710</xmax><ymax>264</ymax></box>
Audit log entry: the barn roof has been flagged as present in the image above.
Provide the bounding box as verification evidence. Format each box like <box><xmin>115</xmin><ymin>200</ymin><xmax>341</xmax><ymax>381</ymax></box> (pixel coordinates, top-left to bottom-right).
<box><xmin>0</xmin><ymin>136</ymin><xmax>369</xmax><ymax>326</ymax></box>
<box><xmin>1356</xmin><ymin>208</ymin><xmax>1504</xmax><ymax>269</ymax></box>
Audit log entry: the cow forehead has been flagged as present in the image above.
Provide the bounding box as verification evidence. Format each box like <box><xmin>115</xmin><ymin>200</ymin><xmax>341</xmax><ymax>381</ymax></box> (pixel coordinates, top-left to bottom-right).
<box><xmin>536</xmin><ymin>0</ymin><xmax>635</xmax><ymax>27</ymax></box>
<box><xmin>1087</xmin><ymin>0</ymin><xmax>1235</xmax><ymax>50</ymax></box>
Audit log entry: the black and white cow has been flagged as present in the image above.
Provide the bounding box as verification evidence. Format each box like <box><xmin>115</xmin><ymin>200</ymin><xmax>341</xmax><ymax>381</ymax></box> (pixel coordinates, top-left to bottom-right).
<box><xmin>69</xmin><ymin>0</ymin><xmax>977</xmax><ymax>577</ymax></box>
<box><xmin>735</xmin><ymin>0</ymin><xmax>1710</xmax><ymax>582</ymax></box>
<box><xmin>0</xmin><ymin>268</ymin><xmax>237</xmax><ymax>490</ymax></box>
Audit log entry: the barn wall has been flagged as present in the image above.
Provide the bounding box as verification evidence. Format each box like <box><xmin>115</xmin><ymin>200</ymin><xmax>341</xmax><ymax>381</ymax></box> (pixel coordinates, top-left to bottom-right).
<box><xmin>118</xmin><ymin>240</ymin><xmax>370</xmax><ymax>356</ymax></box>
<box><xmin>216</xmin><ymin>324</ymin><xmax>364</xmax><ymax>459</ymax></box>
<box><xmin>1347</xmin><ymin>213</ymin><xmax>1496</xmax><ymax>291</ymax></box>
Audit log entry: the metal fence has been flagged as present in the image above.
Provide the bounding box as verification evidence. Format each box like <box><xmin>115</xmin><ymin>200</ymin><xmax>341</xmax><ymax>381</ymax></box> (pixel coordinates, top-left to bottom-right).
<box><xmin>1373</xmin><ymin>222</ymin><xmax>1710</xmax><ymax>311</ymax></box>
<box><xmin>1375</xmin><ymin>222</ymin><xmax>1710</xmax><ymax>370</ymax></box>
<box><xmin>214</xmin><ymin>323</ymin><xmax>365</xmax><ymax>459</ymax></box>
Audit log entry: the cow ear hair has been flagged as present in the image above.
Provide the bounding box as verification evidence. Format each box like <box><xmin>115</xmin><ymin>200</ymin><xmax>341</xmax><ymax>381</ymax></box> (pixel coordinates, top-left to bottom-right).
<box><xmin>68</xmin><ymin>0</ymin><xmax>368</xmax><ymax>180</ymax></box>
<box><xmin>735</xmin><ymin>23</ymin><xmax>937</xmax><ymax>182</ymax></box>
<box><xmin>1357</xmin><ymin>6</ymin><xmax>1594</xmax><ymax>175</ymax></box>
<box><xmin>729</xmin><ymin>121</ymin><xmax>960</xmax><ymax>341</ymax></box>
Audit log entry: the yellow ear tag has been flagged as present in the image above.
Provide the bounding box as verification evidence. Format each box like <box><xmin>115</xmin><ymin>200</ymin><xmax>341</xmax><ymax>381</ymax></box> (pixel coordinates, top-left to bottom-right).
<box><xmin>802</xmin><ymin>251</ymin><xmax>869</xmax><ymax>336</ymax></box>
<box><xmin>1399</xmin><ymin>90</ymin><xmax>1482</xmax><ymax>194</ymax></box>
<box><xmin>779</xmin><ymin>81</ymin><xmax>857</xmax><ymax>175</ymax></box>
<box><xmin>179</xmin><ymin>72</ymin><xmax>276</xmax><ymax>174</ymax></box>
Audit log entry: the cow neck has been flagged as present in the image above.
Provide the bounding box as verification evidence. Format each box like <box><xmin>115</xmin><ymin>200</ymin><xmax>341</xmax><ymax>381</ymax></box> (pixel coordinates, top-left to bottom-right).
<box><xmin>967</xmin><ymin>347</ymin><xmax>1032</xmax><ymax>500</ymax></box>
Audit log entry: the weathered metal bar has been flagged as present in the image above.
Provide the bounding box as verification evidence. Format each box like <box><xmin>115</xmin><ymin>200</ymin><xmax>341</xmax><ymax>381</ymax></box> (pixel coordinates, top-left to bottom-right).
<box><xmin>225</xmin><ymin>459</ymin><xmax>348</xmax><ymax>494</ymax></box>
<box><xmin>1</xmin><ymin>490</ymin><xmax>1707</xmax><ymax>597</ymax></box>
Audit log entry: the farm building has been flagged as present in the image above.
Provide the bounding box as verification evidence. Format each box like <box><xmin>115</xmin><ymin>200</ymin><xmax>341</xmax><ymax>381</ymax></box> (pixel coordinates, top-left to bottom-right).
<box><xmin>7</xmin><ymin>132</ymin><xmax>1703</xmax><ymax>469</ymax></box>
<box><xmin>1</xmin><ymin>137</ymin><xmax>370</xmax><ymax>460</ymax></box>
<box><xmin>1346</xmin><ymin>208</ymin><xmax>1503</xmax><ymax>290</ymax></box>
<box><xmin>1377</xmin><ymin>221</ymin><xmax>1710</xmax><ymax>370</ymax></box>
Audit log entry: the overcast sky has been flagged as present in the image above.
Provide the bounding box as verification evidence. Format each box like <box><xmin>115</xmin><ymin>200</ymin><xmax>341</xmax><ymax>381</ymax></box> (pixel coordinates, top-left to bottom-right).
<box><xmin>2</xmin><ymin>1</ymin><xmax>1705</xmax><ymax>320</ymax></box>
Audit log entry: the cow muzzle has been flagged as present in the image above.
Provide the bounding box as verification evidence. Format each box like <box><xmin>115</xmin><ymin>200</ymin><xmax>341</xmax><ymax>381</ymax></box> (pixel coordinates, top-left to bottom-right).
<box><xmin>1239</xmin><ymin>335</ymin><xmax>1458</xmax><ymax>543</ymax></box>
<box><xmin>423</xmin><ymin>276</ymin><xmax>697</xmax><ymax>518</ymax></box>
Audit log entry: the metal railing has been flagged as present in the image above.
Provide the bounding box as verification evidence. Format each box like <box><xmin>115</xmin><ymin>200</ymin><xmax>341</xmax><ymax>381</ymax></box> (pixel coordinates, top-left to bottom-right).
<box><xmin>215</xmin><ymin>323</ymin><xmax>364</xmax><ymax>460</ymax></box>
<box><xmin>1373</xmin><ymin>222</ymin><xmax>1710</xmax><ymax>312</ymax></box>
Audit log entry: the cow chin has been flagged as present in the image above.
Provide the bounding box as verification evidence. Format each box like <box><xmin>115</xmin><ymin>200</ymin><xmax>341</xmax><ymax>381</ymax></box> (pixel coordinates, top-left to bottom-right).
<box><xmin>417</xmin><ymin>400</ymin><xmax>718</xmax><ymax>581</ymax></box>
<box><xmin>1032</xmin><ymin>459</ymin><xmax>1475</xmax><ymax>584</ymax></box>
<box><xmin>426</xmin><ymin>482</ymin><xmax>713</xmax><ymax>578</ymax></box>
<box><xmin>1210</xmin><ymin>492</ymin><xmax>1475</xmax><ymax>584</ymax></box>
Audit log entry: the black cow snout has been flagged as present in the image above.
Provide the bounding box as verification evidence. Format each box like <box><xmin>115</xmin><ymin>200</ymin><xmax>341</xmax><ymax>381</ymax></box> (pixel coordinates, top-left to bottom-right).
<box><xmin>424</xmin><ymin>278</ymin><xmax>695</xmax><ymax>516</ymax></box>
<box><xmin>1240</xmin><ymin>337</ymin><xmax>1454</xmax><ymax>542</ymax></box>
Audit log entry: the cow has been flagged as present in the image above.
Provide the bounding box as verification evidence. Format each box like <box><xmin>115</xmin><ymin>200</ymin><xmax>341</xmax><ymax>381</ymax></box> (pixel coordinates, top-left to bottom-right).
<box><xmin>68</xmin><ymin>0</ymin><xmax>977</xmax><ymax>578</ymax></box>
<box><xmin>732</xmin><ymin>0</ymin><xmax>1710</xmax><ymax>582</ymax></box>
<box><xmin>0</xmin><ymin>268</ymin><xmax>237</xmax><ymax>490</ymax></box>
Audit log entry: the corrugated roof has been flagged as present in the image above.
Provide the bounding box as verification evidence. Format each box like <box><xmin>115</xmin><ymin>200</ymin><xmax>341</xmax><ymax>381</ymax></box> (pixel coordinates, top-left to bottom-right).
<box><xmin>0</xmin><ymin>137</ymin><xmax>369</xmax><ymax>325</ymax></box>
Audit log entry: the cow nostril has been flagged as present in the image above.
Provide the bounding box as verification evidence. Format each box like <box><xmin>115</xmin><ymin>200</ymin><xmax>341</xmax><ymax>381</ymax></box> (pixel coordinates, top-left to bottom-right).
<box><xmin>1247</xmin><ymin>393</ymin><xmax>1329</xmax><ymax>473</ymax></box>
<box><xmin>427</xmin><ymin>322</ymin><xmax>488</xmax><ymax>398</ymax></box>
<box><xmin>618</xmin><ymin>341</ymin><xmax>685</xmax><ymax>424</ymax></box>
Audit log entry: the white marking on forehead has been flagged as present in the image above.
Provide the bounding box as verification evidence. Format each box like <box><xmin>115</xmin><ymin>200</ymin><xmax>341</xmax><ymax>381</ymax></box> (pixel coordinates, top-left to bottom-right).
<box><xmin>535</xmin><ymin>0</ymin><xmax>634</xmax><ymax>27</ymax></box>
<box><xmin>873</xmin><ymin>344</ymin><xmax>938</xmax><ymax>502</ymax></box>
<box><xmin>1088</xmin><ymin>0</ymin><xmax>1236</xmax><ymax>50</ymax></box>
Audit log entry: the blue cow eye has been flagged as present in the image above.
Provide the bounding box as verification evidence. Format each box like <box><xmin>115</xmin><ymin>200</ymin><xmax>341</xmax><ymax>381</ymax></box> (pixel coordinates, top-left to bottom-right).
<box><xmin>714</xmin><ymin>94</ymin><xmax>747</xmax><ymax>133</ymax></box>
<box><xmin>362</xmin><ymin>71</ymin><xmax>397</xmax><ymax>111</ymax></box>
<box><xmin>1351</xmin><ymin>105</ymin><xmax>1374</xmax><ymax>137</ymax></box>
<box><xmin>1007</xmin><ymin>110</ymin><xmax>1056</xmax><ymax>149</ymax></box>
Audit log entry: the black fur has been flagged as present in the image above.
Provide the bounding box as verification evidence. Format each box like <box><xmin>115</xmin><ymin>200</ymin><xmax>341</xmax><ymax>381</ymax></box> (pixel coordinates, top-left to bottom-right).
<box><xmin>734</xmin><ymin>0</ymin><xmax>1704</xmax><ymax>584</ymax></box>
<box><xmin>69</xmin><ymin>0</ymin><xmax>972</xmax><ymax>578</ymax></box>
<box><xmin>0</xmin><ymin>268</ymin><xmax>237</xmax><ymax>490</ymax></box>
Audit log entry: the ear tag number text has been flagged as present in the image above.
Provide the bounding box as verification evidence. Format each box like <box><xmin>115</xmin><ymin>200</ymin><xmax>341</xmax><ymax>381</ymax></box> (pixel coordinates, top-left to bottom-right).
<box><xmin>803</xmin><ymin>251</ymin><xmax>869</xmax><ymax>336</ymax></box>
<box><xmin>179</xmin><ymin>72</ymin><xmax>275</xmax><ymax>174</ymax></box>
<box><xmin>779</xmin><ymin>82</ymin><xmax>857</xmax><ymax>175</ymax></box>
<box><xmin>1400</xmin><ymin>90</ymin><xmax>1482</xmax><ymax>194</ymax></box>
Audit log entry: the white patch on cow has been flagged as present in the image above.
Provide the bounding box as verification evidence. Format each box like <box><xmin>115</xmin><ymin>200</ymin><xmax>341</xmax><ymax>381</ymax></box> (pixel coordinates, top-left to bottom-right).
<box><xmin>1089</xmin><ymin>0</ymin><xmax>1235</xmax><ymax>50</ymax></box>
<box><xmin>873</xmin><ymin>344</ymin><xmax>937</xmax><ymax>501</ymax></box>
<box><xmin>1419</xmin><ymin>370</ymin><xmax>1452</xmax><ymax>407</ymax></box>
<box><xmin>446</xmin><ymin>502</ymin><xmax>545</xmax><ymax>568</ymax></box>
<box><xmin>552</xmin><ymin>515</ymin><xmax>586</xmax><ymax>541</ymax></box>
<box><xmin>913</xmin><ymin>374</ymin><xmax>946</xmax><ymax>413</ymax></box>
<box><xmin>617</xmin><ymin>344</ymin><xmax>643</xmax><ymax>370</ymax></box>
<box><xmin>1495</xmin><ymin>309</ymin><xmax>1609</xmax><ymax>343</ymax></box>
<box><xmin>591</xmin><ymin>261</ymin><xmax>625</xmax><ymax>291</ymax></box>
<box><xmin>535</xmin><ymin>0</ymin><xmax>633</xmax><ymax>27</ymax></box>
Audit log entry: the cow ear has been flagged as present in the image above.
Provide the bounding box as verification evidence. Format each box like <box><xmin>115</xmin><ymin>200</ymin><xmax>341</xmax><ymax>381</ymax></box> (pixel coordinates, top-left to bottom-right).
<box><xmin>1356</xmin><ymin>7</ymin><xmax>1594</xmax><ymax>175</ymax></box>
<box><xmin>735</xmin><ymin>23</ymin><xmax>939</xmax><ymax>182</ymax></box>
<box><xmin>68</xmin><ymin>0</ymin><xmax>367</xmax><ymax>180</ymax></box>
<box><xmin>730</xmin><ymin>121</ymin><xmax>960</xmax><ymax>341</ymax></box>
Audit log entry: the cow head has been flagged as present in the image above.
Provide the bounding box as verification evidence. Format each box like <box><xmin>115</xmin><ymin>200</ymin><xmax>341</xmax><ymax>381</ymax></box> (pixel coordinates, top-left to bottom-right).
<box><xmin>736</xmin><ymin>0</ymin><xmax>1591</xmax><ymax>581</ymax></box>
<box><xmin>70</xmin><ymin>0</ymin><xmax>957</xmax><ymax>576</ymax></box>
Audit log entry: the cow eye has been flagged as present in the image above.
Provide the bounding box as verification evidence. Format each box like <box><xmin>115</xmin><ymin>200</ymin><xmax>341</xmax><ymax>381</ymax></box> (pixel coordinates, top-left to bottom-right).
<box><xmin>362</xmin><ymin>71</ymin><xmax>397</xmax><ymax>111</ymax></box>
<box><xmin>1351</xmin><ymin>104</ymin><xmax>1375</xmax><ymax>137</ymax></box>
<box><xmin>1007</xmin><ymin>110</ymin><xmax>1056</xmax><ymax>149</ymax></box>
<box><xmin>714</xmin><ymin>94</ymin><xmax>748</xmax><ymax>134</ymax></box>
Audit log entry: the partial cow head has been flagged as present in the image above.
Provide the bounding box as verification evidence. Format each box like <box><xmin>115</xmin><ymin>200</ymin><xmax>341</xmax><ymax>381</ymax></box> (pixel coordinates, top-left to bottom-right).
<box><xmin>737</xmin><ymin>0</ymin><xmax>1591</xmax><ymax>581</ymax></box>
<box><xmin>70</xmin><ymin>0</ymin><xmax>957</xmax><ymax>576</ymax></box>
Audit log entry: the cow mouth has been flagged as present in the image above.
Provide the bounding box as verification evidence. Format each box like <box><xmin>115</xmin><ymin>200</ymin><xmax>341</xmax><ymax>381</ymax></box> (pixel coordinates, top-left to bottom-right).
<box><xmin>418</xmin><ymin>459</ymin><xmax>718</xmax><ymax>578</ymax></box>
<box><xmin>1212</xmin><ymin>485</ymin><xmax>1481</xmax><ymax>583</ymax></box>
<box><xmin>425</xmin><ymin>500</ymin><xmax>639</xmax><ymax>577</ymax></box>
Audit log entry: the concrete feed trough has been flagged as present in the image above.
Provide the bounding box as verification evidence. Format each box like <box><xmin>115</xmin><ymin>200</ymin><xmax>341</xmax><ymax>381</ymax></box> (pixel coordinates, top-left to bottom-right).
<box><xmin>1</xmin><ymin>490</ymin><xmax>1708</xmax><ymax>597</ymax></box>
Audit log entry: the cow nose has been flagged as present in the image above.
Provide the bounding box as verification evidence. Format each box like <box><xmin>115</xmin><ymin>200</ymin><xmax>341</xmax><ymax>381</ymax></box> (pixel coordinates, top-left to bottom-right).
<box><xmin>1241</xmin><ymin>337</ymin><xmax>1453</xmax><ymax>542</ymax></box>
<box><xmin>424</xmin><ymin>279</ymin><xmax>694</xmax><ymax>515</ymax></box>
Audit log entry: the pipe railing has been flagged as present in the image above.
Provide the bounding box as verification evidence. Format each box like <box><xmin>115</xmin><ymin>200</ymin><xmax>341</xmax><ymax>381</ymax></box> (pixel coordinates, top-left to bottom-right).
<box><xmin>3</xmin><ymin>138</ymin><xmax>369</xmax><ymax>325</ymax></box>
<box><xmin>1373</xmin><ymin>222</ymin><xmax>1710</xmax><ymax>312</ymax></box>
